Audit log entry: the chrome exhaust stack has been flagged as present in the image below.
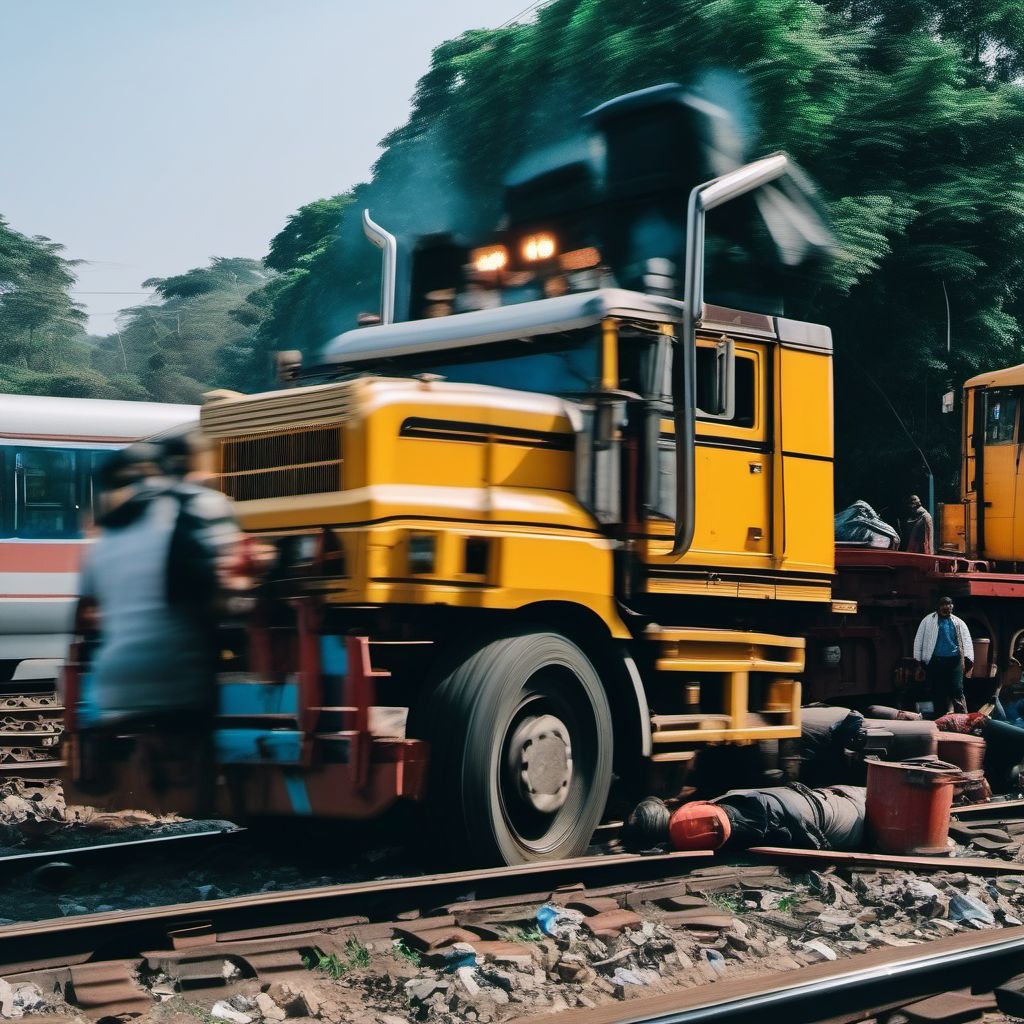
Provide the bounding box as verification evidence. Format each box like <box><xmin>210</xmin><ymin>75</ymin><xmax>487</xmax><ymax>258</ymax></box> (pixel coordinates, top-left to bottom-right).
<box><xmin>674</xmin><ymin>153</ymin><xmax>790</xmax><ymax>556</ymax></box>
<box><xmin>362</xmin><ymin>209</ymin><xmax>397</xmax><ymax>326</ymax></box>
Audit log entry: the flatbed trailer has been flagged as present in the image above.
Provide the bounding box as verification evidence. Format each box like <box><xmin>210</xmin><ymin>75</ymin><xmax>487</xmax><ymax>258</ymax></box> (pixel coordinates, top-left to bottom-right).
<box><xmin>804</xmin><ymin>546</ymin><xmax>1024</xmax><ymax>707</ymax></box>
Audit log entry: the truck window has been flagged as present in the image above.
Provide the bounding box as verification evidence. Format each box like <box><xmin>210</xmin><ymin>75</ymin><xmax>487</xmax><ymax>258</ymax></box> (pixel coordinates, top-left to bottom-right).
<box><xmin>697</xmin><ymin>349</ymin><xmax>755</xmax><ymax>428</ymax></box>
<box><xmin>617</xmin><ymin>331</ymin><xmax>660</xmax><ymax>398</ymax></box>
<box><xmin>985</xmin><ymin>389</ymin><xmax>1018</xmax><ymax>445</ymax></box>
<box><xmin>363</xmin><ymin>329</ymin><xmax>601</xmax><ymax>397</ymax></box>
<box><xmin>653</xmin><ymin>343</ymin><xmax>757</xmax><ymax>425</ymax></box>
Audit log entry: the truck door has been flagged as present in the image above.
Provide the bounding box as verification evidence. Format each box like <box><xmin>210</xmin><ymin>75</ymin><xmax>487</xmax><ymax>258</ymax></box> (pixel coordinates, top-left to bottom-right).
<box><xmin>980</xmin><ymin>387</ymin><xmax>1019</xmax><ymax>561</ymax></box>
<box><xmin>690</xmin><ymin>343</ymin><xmax>772</xmax><ymax>567</ymax></box>
<box><xmin>640</xmin><ymin>337</ymin><xmax>774</xmax><ymax>591</ymax></box>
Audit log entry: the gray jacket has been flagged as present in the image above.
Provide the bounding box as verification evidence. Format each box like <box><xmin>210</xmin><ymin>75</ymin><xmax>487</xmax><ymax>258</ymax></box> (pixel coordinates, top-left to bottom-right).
<box><xmin>79</xmin><ymin>481</ymin><xmax>238</xmax><ymax>726</ymax></box>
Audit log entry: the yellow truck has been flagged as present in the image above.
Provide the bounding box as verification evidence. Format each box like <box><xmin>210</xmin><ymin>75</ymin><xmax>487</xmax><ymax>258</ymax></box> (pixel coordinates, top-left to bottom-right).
<box><xmin>66</xmin><ymin>86</ymin><xmax>838</xmax><ymax>865</ymax></box>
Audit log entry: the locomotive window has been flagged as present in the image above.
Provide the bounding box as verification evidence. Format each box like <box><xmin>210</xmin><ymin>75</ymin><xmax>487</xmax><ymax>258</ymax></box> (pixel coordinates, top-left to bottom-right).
<box><xmin>985</xmin><ymin>389</ymin><xmax>1018</xmax><ymax>445</ymax></box>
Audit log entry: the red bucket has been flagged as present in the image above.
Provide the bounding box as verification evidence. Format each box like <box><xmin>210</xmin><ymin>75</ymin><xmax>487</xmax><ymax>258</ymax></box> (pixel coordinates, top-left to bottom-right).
<box><xmin>937</xmin><ymin>733</ymin><xmax>986</xmax><ymax>773</ymax></box>
<box><xmin>865</xmin><ymin>759</ymin><xmax>961</xmax><ymax>856</ymax></box>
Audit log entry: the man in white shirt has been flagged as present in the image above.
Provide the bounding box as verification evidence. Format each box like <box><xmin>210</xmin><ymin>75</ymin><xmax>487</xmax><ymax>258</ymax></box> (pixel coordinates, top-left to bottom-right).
<box><xmin>913</xmin><ymin>596</ymin><xmax>973</xmax><ymax>717</ymax></box>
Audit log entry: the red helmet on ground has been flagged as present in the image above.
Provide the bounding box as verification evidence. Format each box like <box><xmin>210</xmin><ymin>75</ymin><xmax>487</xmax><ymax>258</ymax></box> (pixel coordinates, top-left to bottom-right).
<box><xmin>668</xmin><ymin>801</ymin><xmax>732</xmax><ymax>851</ymax></box>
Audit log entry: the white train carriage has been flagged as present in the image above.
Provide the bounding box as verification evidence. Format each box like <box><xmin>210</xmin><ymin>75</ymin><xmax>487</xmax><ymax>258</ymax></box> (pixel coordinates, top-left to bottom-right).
<box><xmin>0</xmin><ymin>394</ymin><xmax>198</xmax><ymax>679</ymax></box>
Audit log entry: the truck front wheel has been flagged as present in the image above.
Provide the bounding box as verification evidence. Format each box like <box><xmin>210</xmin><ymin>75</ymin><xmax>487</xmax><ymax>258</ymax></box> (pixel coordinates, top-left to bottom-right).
<box><xmin>423</xmin><ymin>631</ymin><xmax>614</xmax><ymax>865</ymax></box>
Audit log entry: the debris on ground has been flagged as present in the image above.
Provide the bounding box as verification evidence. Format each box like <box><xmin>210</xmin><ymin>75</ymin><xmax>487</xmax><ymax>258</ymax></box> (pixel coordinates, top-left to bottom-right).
<box><xmin>0</xmin><ymin>777</ymin><xmax>191</xmax><ymax>846</ymax></box>
<box><xmin>4</xmin><ymin>856</ymin><xmax>1023</xmax><ymax>1023</ymax></box>
<box><xmin>1</xmin><ymin>703</ymin><xmax>1022</xmax><ymax>1022</ymax></box>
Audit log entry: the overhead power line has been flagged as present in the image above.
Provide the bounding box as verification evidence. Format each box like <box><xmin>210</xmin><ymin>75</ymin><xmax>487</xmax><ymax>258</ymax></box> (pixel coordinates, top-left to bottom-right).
<box><xmin>497</xmin><ymin>0</ymin><xmax>547</xmax><ymax>29</ymax></box>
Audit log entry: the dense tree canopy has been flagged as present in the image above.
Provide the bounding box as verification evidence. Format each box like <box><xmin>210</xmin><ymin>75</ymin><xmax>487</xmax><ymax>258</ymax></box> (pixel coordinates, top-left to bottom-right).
<box><xmin>239</xmin><ymin>0</ymin><xmax>1024</xmax><ymax>509</ymax></box>
<box><xmin>0</xmin><ymin>215</ymin><xmax>98</xmax><ymax>397</ymax></box>
<box><xmin>93</xmin><ymin>257</ymin><xmax>272</xmax><ymax>403</ymax></box>
<box><xmin>0</xmin><ymin>236</ymin><xmax>271</xmax><ymax>401</ymax></box>
<box><xmin>5</xmin><ymin>0</ymin><xmax>1024</xmax><ymax>511</ymax></box>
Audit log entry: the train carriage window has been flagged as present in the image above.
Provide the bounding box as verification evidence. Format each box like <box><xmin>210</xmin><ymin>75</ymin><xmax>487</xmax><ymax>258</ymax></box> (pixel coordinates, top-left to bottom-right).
<box><xmin>0</xmin><ymin>447</ymin><xmax>7</xmax><ymax>536</ymax></box>
<box><xmin>14</xmin><ymin>448</ymin><xmax>78</xmax><ymax>539</ymax></box>
<box><xmin>985</xmin><ymin>389</ymin><xmax>1019</xmax><ymax>445</ymax></box>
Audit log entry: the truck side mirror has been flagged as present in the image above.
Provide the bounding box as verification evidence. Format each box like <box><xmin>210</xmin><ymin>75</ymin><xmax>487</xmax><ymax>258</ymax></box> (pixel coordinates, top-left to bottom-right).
<box><xmin>275</xmin><ymin>350</ymin><xmax>302</xmax><ymax>384</ymax></box>
<box><xmin>696</xmin><ymin>336</ymin><xmax>736</xmax><ymax>420</ymax></box>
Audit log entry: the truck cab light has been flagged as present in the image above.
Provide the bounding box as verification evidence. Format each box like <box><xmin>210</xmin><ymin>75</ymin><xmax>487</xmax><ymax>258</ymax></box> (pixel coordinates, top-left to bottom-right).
<box><xmin>522</xmin><ymin>233</ymin><xmax>556</xmax><ymax>262</ymax></box>
<box><xmin>471</xmin><ymin>246</ymin><xmax>508</xmax><ymax>273</ymax></box>
<box><xmin>559</xmin><ymin>246</ymin><xmax>600</xmax><ymax>271</ymax></box>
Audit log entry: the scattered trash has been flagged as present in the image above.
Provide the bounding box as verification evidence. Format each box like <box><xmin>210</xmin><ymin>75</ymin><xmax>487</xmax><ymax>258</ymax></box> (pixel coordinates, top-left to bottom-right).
<box><xmin>802</xmin><ymin>939</ymin><xmax>838</xmax><ymax>961</ymax></box>
<box><xmin>536</xmin><ymin>902</ymin><xmax>584</xmax><ymax>939</ymax></box>
<box><xmin>210</xmin><ymin>1000</ymin><xmax>252</xmax><ymax>1024</ymax></box>
<box><xmin>611</xmin><ymin>966</ymin><xmax>648</xmax><ymax>986</ymax></box>
<box><xmin>438</xmin><ymin>942</ymin><xmax>477</xmax><ymax>971</ymax></box>
<box><xmin>0</xmin><ymin>979</ymin><xmax>46</xmax><ymax>1019</ymax></box>
<box><xmin>948</xmin><ymin>891</ymin><xmax>996</xmax><ymax>925</ymax></box>
<box><xmin>255</xmin><ymin>993</ymin><xmax>285</xmax><ymax>1022</ymax></box>
<box><xmin>702</xmin><ymin>948</ymin><xmax>727</xmax><ymax>975</ymax></box>
<box><xmin>455</xmin><ymin>966</ymin><xmax>481</xmax><ymax>997</ymax></box>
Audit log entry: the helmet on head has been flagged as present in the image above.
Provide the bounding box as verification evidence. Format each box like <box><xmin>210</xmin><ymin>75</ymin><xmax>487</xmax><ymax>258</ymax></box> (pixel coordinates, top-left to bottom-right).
<box><xmin>96</xmin><ymin>442</ymin><xmax>162</xmax><ymax>493</ymax></box>
<box><xmin>668</xmin><ymin>801</ymin><xmax>732</xmax><ymax>852</ymax></box>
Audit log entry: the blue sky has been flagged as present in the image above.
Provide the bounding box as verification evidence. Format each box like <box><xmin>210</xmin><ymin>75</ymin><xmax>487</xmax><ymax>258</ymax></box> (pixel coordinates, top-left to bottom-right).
<box><xmin>0</xmin><ymin>1</ymin><xmax>532</xmax><ymax>332</ymax></box>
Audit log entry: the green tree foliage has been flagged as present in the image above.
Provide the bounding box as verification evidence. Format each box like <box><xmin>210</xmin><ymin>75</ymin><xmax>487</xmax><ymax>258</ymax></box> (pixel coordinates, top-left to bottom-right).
<box><xmin>0</xmin><ymin>215</ymin><xmax>100</xmax><ymax>397</ymax></box>
<box><xmin>219</xmin><ymin>195</ymin><xmax>354</xmax><ymax>390</ymax></box>
<box><xmin>0</xmin><ymin>212</ymin><xmax>271</xmax><ymax>403</ymax></box>
<box><xmin>245</xmin><ymin>0</ymin><xmax>1024</xmax><ymax>508</ymax></box>
<box><xmin>6</xmin><ymin>0</ymin><xmax>1024</xmax><ymax>511</ymax></box>
<box><xmin>90</xmin><ymin>257</ymin><xmax>272</xmax><ymax>403</ymax></box>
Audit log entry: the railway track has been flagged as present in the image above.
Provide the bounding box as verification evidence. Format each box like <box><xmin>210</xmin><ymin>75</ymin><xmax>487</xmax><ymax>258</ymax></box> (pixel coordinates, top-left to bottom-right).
<box><xmin>507</xmin><ymin>927</ymin><xmax>1024</xmax><ymax>1023</ymax></box>
<box><xmin>0</xmin><ymin>822</ymin><xmax>243</xmax><ymax>881</ymax></box>
<box><xmin>0</xmin><ymin>840</ymin><xmax>1022</xmax><ymax>1022</ymax></box>
<box><xmin>0</xmin><ymin>823</ymin><xmax>1015</xmax><ymax>1024</ymax></box>
<box><xmin>0</xmin><ymin>670</ymin><xmax>63</xmax><ymax>777</ymax></box>
<box><xmin>0</xmin><ymin>849</ymin><xmax>713</xmax><ymax>971</ymax></box>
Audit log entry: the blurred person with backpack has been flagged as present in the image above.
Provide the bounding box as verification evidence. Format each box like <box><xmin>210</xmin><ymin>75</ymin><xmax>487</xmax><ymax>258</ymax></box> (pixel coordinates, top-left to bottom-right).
<box><xmin>79</xmin><ymin>432</ymin><xmax>241</xmax><ymax>730</ymax></box>
<box><xmin>72</xmin><ymin>431</ymin><xmax>248</xmax><ymax>808</ymax></box>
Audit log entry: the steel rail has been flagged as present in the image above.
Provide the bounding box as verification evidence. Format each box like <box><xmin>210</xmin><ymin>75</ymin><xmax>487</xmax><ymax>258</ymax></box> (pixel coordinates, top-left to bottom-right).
<box><xmin>0</xmin><ymin>849</ymin><xmax>710</xmax><ymax>973</ymax></box>
<box><xmin>511</xmin><ymin>925</ymin><xmax>1024</xmax><ymax>1024</ymax></box>
<box><xmin>0</xmin><ymin>823</ymin><xmax>243</xmax><ymax>880</ymax></box>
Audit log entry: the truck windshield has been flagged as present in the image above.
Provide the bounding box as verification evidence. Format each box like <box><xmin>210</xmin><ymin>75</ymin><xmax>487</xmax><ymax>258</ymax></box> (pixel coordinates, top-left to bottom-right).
<box><xmin>356</xmin><ymin>330</ymin><xmax>600</xmax><ymax>397</ymax></box>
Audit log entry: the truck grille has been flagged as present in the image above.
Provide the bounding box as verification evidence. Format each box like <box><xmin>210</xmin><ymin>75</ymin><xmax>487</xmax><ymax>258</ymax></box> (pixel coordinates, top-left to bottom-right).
<box><xmin>219</xmin><ymin>426</ymin><xmax>342</xmax><ymax>501</ymax></box>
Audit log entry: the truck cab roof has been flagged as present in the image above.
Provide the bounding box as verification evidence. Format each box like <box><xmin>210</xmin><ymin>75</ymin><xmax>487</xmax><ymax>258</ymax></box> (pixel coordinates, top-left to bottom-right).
<box><xmin>321</xmin><ymin>287</ymin><xmax>831</xmax><ymax>366</ymax></box>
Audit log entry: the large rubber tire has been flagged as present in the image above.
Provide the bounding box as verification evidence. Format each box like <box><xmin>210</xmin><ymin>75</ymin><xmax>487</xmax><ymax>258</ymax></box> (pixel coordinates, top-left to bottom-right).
<box><xmin>421</xmin><ymin>631</ymin><xmax>614</xmax><ymax>866</ymax></box>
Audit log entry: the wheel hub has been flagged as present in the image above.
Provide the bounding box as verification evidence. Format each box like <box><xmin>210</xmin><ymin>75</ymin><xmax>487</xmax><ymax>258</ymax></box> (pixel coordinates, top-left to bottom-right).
<box><xmin>506</xmin><ymin>713</ymin><xmax>573</xmax><ymax>814</ymax></box>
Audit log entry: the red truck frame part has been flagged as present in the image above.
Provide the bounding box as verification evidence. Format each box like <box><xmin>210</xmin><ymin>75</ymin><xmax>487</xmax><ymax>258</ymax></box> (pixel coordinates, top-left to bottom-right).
<box><xmin>63</xmin><ymin>601</ymin><xmax>428</xmax><ymax>820</ymax></box>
